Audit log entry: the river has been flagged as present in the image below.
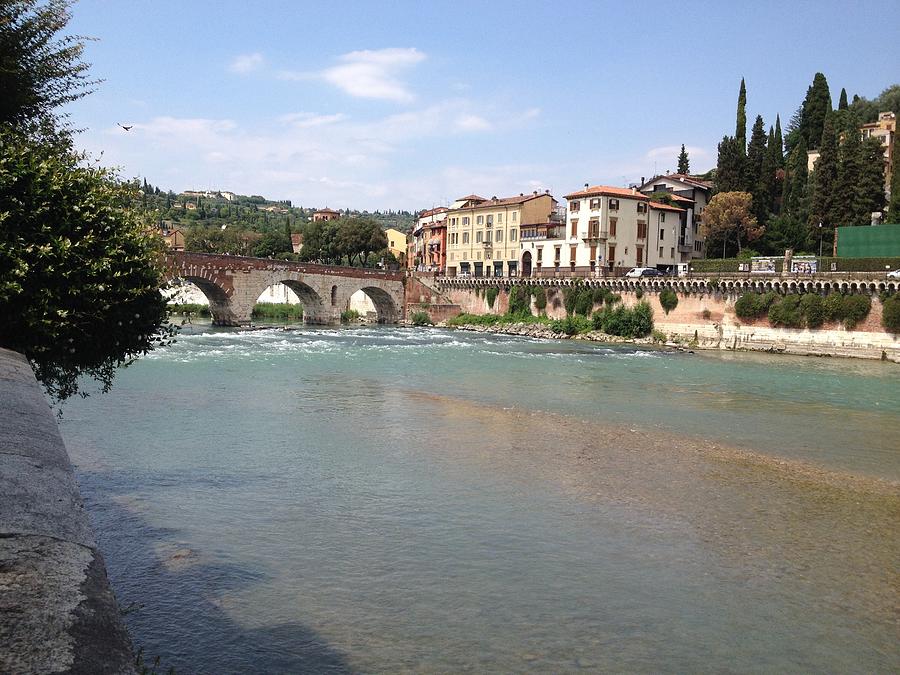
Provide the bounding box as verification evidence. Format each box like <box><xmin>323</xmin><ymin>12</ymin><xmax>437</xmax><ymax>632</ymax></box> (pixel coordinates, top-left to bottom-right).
<box><xmin>59</xmin><ymin>324</ymin><xmax>900</xmax><ymax>673</ymax></box>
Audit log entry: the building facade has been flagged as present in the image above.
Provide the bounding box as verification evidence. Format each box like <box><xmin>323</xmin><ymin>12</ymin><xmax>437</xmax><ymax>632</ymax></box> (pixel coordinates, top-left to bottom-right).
<box><xmin>410</xmin><ymin>207</ymin><xmax>448</xmax><ymax>272</ymax></box>
<box><xmin>638</xmin><ymin>173</ymin><xmax>711</xmax><ymax>259</ymax></box>
<box><xmin>446</xmin><ymin>192</ymin><xmax>557</xmax><ymax>278</ymax></box>
<box><xmin>313</xmin><ymin>208</ymin><xmax>341</xmax><ymax>222</ymax></box>
<box><xmin>861</xmin><ymin>111</ymin><xmax>896</xmax><ymax>199</ymax></box>
<box><xmin>385</xmin><ymin>228</ymin><xmax>408</xmax><ymax>263</ymax></box>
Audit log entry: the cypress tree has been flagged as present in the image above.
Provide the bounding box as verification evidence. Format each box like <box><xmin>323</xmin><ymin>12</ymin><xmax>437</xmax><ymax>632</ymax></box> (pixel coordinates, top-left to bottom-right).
<box><xmin>888</xmin><ymin>131</ymin><xmax>900</xmax><ymax>222</ymax></box>
<box><xmin>855</xmin><ymin>135</ymin><xmax>887</xmax><ymax>223</ymax></box>
<box><xmin>768</xmin><ymin>126</ymin><xmax>783</xmax><ymax>214</ymax></box>
<box><xmin>746</xmin><ymin>115</ymin><xmax>768</xmax><ymax>194</ymax></box>
<box><xmin>835</xmin><ymin>117</ymin><xmax>863</xmax><ymax>225</ymax></box>
<box><xmin>803</xmin><ymin>73</ymin><xmax>832</xmax><ymax>150</ymax></box>
<box><xmin>772</xmin><ymin>115</ymin><xmax>784</xmax><ymax>168</ymax></box>
<box><xmin>715</xmin><ymin>136</ymin><xmax>744</xmax><ymax>193</ymax></box>
<box><xmin>809</xmin><ymin>115</ymin><xmax>840</xmax><ymax>246</ymax></box>
<box><xmin>677</xmin><ymin>144</ymin><xmax>690</xmax><ymax>174</ymax></box>
<box><xmin>838</xmin><ymin>88</ymin><xmax>848</xmax><ymax>110</ymax></box>
<box><xmin>736</xmin><ymin>78</ymin><xmax>747</xmax><ymax>151</ymax></box>
<box><xmin>784</xmin><ymin>138</ymin><xmax>810</xmax><ymax>226</ymax></box>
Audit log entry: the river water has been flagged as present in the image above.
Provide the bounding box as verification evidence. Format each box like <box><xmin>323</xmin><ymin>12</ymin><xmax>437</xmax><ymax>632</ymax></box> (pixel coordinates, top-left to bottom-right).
<box><xmin>60</xmin><ymin>325</ymin><xmax>899</xmax><ymax>673</ymax></box>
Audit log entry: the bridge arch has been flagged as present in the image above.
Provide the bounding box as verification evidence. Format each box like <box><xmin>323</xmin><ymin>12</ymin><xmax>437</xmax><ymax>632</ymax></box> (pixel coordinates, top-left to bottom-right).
<box><xmin>257</xmin><ymin>279</ymin><xmax>329</xmax><ymax>324</ymax></box>
<box><xmin>175</xmin><ymin>276</ymin><xmax>234</xmax><ymax>325</ymax></box>
<box><xmin>356</xmin><ymin>286</ymin><xmax>400</xmax><ymax>323</ymax></box>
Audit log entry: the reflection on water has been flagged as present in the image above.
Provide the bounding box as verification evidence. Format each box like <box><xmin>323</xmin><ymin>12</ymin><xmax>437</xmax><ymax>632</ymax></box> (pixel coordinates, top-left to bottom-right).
<box><xmin>61</xmin><ymin>326</ymin><xmax>900</xmax><ymax>673</ymax></box>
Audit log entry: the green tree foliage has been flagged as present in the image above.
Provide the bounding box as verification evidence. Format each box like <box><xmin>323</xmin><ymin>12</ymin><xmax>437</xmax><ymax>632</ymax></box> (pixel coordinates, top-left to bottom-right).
<box><xmin>763</xmin><ymin>215</ymin><xmax>809</xmax><ymax>254</ymax></box>
<box><xmin>835</xmin><ymin>114</ymin><xmax>863</xmax><ymax>225</ymax></box>
<box><xmin>701</xmin><ymin>191</ymin><xmax>763</xmax><ymax>257</ymax></box>
<box><xmin>803</xmin><ymin>73</ymin><xmax>833</xmax><ymax>150</ymax></box>
<box><xmin>715</xmin><ymin>135</ymin><xmax>745</xmax><ymax>193</ymax></box>
<box><xmin>485</xmin><ymin>286</ymin><xmax>499</xmax><ymax>309</ymax></box>
<box><xmin>659</xmin><ymin>289</ymin><xmax>678</xmax><ymax>314</ymax></box>
<box><xmin>532</xmin><ymin>286</ymin><xmax>547</xmax><ymax>312</ymax></box>
<box><xmin>854</xmin><ymin>135</ymin><xmax>887</xmax><ymax>224</ymax></box>
<box><xmin>410</xmin><ymin>311</ymin><xmax>433</xmax><ymax>326</ymax></box>
<box><xmin>888</xmin><ymin>130</ymin><xmax>900</xmax><ymax>222</ymax></box>
<box><xmin>882</xmin><ymin>294</ymin><xmax>900</xmax><ymax>333</ymax></box>
<box><xmin>592</xmin><ymin>302</ymin><xmax>654</xmax><ymax>338</ymax></box>
<box><xmin>736</xmin><ymin>78</ymin><xmax>747</xmax><ymax>150</ymax></box>
<box><xmin>0</xmin><ymin>0</ymin><xmax>96</xmax><ymax>132</ymax></box>
<box><xmin>809</xmin><ymin>115</ymin><xmax>840</xmax><ymax>241</ymax></box>
<box><xmin>746</xmin><ymin>115</ymin><xmax>768</xmax><ymax>193</ymax></box>
<box><xmin>848</xmin><ymin>84</ymin><xmax>900</xmax><ymax>124</ymax></box>
<box><xmin>782</xmin><ymin>138</ymin><xmax>810</xmax><ymax>225</ymax></box>
<box><xmin>0</xmin><ymin>129</ymin><xmax>175</xmax><ymax>400</ymax></box>
<box><xmin>507</xmin><ymin>285</ymin><xmax>532</xmax><ymax>316</ymax></box>
<box><xmin>838</xmin><ymin>88</ymin><xmax>848</xmax><ymax>110</ymax></box>
<box><xmin>677</xmin><ymin>144</ymin><xmax>690</xmax><ymax>174</ymax></box>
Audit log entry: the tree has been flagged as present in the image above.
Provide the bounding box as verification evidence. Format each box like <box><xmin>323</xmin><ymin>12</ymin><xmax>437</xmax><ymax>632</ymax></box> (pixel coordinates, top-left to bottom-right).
<box><xmin>701</xmin><ymin>191</ymin><xmax>763</xmax><ymax>256</ymax></box>
<box><xmin>888</xmin><ymin>130</ymin><xmax>900</xmax><ymax>222</ymax></box>
<box><xmin>772</xmin><ymin>115</ymin><xmax>784</xmax><ymax>168</ymax></box>
<box><xmin>0</xmin><ymin>0</ymin><xmax>96</xmax><ymax>131</ymax></box>
<box><xmin>834</xmin><ymin>114</ymin><xmax>863</xmax><ymax>225</ymax></box>
<box><xmin>0</xmin><ymin>129</ymin><xmax>175</xmax><ymax>401</ymax></box>
<box><xmin>783</xmin><ymin>138</ymin><xmax>809</xmax><ymax>224</ymax></box>
<box><xmin>838</xmin><ymin>87</ymin><xmax>848</xmax><ymax>110</ymax></box>
<box><xmin>736</xmin><ymin>78</ymin><xmax>747</xmax><ymax>151</ymax></box>
<box><xmin>808</xmin><ymin>114</ymin><xmax>840</xmax><ymax>249</ymax></box>
<box><xmin>746</xmin><ymin>115</ymin><xmax>768</xmax><ymax>193</ymax></box>
<box><xmin>802</xmin><ymin>73</ymin><xmax>832</xmax><ymax>150</ymax></box>
<box><xmin>715</xmin><ymin>136</ymin><xmax>744</xmax><ymax>193</ymax></box>
<box><xmin>677</xmin><ymin>144</ymin><xmax>690</xmax><ymax>174</ymax></box>
<box><xmin>854</xmin><ymin>135</ymin><xmax>887</xmax><ymax>223</ymax></box>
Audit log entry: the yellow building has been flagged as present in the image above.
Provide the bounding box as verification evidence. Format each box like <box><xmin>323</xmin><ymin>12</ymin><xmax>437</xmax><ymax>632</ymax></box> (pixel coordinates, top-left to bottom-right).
<box><xmin>445</xmin><ymin>191</ymin><xmax>558</xmax><ymax>277</ymax></box>
<box><xmin>384</xmin><ymin>228</ymin><xmax>408</xmax><ymax>262</ymax></box>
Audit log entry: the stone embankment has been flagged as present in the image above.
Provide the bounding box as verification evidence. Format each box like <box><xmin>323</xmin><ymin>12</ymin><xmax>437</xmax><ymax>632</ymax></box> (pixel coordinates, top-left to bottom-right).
<box><xmin>0</xmin><ymin>348</ymin><xmax>135</xmax><ymax>674</ymax></box>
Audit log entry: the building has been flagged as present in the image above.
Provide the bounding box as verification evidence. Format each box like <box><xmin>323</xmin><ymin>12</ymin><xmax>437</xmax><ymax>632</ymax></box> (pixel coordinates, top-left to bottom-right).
<box><xmin>446</xmin><ymin>191</ymin><xmax>558</xmax><ymax>278</ymax></box>
<box><xmin>638</xmin><ymin>173</ymin><xmax>711</xmax><ymax>259</ymax></box>
<box><xmin>409</xmin><ymin>207</ymin><xmax>449</xmax><ymax>272</ymax></box>
<box><xmin>158</xmin><ymin>223</ymin><xmax>184</xmax><ymax>251</ymax></box>
<box><xmin>313</xmin><ymin>208</ymin><xmax>341</xmax><ymax>222</ymax></box>
<box><xmin>290</xmin><ymin>233</ymin><xmax>304</xmax><ymax>254</ymax></box>
<box><xmin>385</xmin><ymin>228</ymin><xmax>408</xmax><ymax>262</ymax></box>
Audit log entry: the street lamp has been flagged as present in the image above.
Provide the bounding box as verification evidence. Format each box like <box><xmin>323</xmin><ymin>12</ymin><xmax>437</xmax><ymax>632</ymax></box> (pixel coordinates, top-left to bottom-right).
<box><xmin>818</xmin><ymin>222</ymin><xmax>823</xmax><ymax>257</ymax></box>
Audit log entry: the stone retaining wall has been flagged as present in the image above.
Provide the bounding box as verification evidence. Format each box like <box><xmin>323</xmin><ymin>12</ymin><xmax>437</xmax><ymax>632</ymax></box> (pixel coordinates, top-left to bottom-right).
<box><xmin>0</xmin><ymin>348</ymin><xmax>135</xmax><ymax>674</ymax></box>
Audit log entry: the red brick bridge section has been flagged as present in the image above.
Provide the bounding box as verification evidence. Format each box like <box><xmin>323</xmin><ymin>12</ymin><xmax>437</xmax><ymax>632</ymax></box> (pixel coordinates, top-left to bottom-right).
<box><xmin>167</xmin><ymin>252</ymin><xmax>407</xmax><ymax>325</ymax></box>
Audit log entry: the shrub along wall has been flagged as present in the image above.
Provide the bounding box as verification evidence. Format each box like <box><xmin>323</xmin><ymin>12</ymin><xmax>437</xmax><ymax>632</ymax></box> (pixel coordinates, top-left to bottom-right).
<box><xmin>733</xmin><ymin>291</ymin><xmax>872</xmax><ymax>329</ymax></box>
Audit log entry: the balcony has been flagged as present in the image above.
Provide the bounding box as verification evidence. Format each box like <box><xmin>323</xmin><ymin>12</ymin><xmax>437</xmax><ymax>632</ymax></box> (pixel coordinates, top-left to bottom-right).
<box><xmin>580</xmin><ymin>228</ymin><xmax>608</xmax><ymax>242</ymax></box>
<box><xmin>482</xmin><ymin>239</ymin><xmax>492</xmax><ymax>248</ymax></box>
<box><xmin>520</xmin><ymin>226</ymin><xmax>565</xmax><ymax>241</ymax></box>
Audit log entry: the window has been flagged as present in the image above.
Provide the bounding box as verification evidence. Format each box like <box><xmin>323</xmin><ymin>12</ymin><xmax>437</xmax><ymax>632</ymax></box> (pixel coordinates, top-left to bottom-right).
<box><xmin>497</xmin><ymin>213</ymin><xmax>503</xmax><ymax>223</ymax></box>
<box><xmin>670</xmin><ymin>247</ymin><xmax>675</xmax><ymax>258</ymax></box>
<box><xmin>659</xmin><ymin>246</ymin><xmax>664</xmax><ymax>258</ymax></box>
<box><xmin>496</xmin><ymin>230</ymin><xmax>503</xmax><ymax>242</ymax></box>
<box><xmin>512</xmin><ymin>212</ymin><xmax>517</xmax><ymax>222</ymax></box>
<box><xmin>636</xmin><ymin>247</ymin><xmax>643</xmax><ymax>265</ymax></box>
<box><xmin>536</xmin><ymin>247</ymin><xmax>543</xmax><ymax>262</ymax></box>
<box><xmin>609</xmin><ymin>199</ymin><xmax>619</xmax><ymax>211</ymax></box>
<box><xmin>476</xmin><ymin>231</ymin><xmax>483</xmax><ymax>243</ymax></box>
<box><xmin>589</xmin><ymin>218</ymin><xmax>599</xmax><ymax>237</ymax></box>
<box><xmin>637</xmin><ymin>223</ymin><xmax>648</xmax><ymax>239</ymax></box>
<box><xmin>590</xmin><ymin>198</ymin><xmax>601</xmax><ymax>209</ymax></box>
<box><xmin>487</xmin><ymin>215</ymin><xmax>493</xmax><ymax>226</ymax></box>
<box><xmin>477</xmin><ymin>215</ymin><xmax>484</xmax><ymax>225</ymax></box>
<box><xmin>609</xmin><ymin>219</ymin><xmax>617</xmax><ymax>237</ymax></box>
<box><xmin>571</xmin><ymin>218</ymin><xmax>578</xmax><ymax>238</ymax></box>
<box><xmin>462</xmin><ymin>232</ymin><xmax>469</xmax><ymax>244</ymax></box>
<box><xmin>659</xmin><ymin>229</ymin><xmax>665</xmax><ymax>240</ymax></box>
<box><xmin>570</xmin><ymin>200</ymin><xmax>580</xmax><ymax>212</ymax></box>
<box><xmin>660</xmin><ymin>213</ymin><xmax>666</xmax><ymax>222</ymax></box>
<box><xmin>569</xmin><ymin>245</ymin><xmax>577</xmax><ymax>263</ymax></box>
<box><xmin>510</xmin><ymin>229</ymin><xmax>517</xmax><ymax>241</ymax></box>
<box><xmin>485</xmin><ymin>250</ymin><xmax>492</xmax><ymax>259</ymax></box>
<box><xmin>637</xmin><ymin>202</ymin><xmax>647</xmax><ymax>214</ymax></box>
<box><xmin>486</xmin><ymin>230</ymin><xmax>492</xmax><ymax>243</ymax></box>
<box><xmin>554</xmin><ymin>247</ymin><xmax>561</xmax><ymax>262</ymax></box>
<box><xmin>608</xmin><ymin>245</ymin><xmax>616</xmax><ymax>264</ymax></box>
<box><xmin>463</xmin><ymin>217</ymin><xmax>470</xmax><ymax>226</ymax></box>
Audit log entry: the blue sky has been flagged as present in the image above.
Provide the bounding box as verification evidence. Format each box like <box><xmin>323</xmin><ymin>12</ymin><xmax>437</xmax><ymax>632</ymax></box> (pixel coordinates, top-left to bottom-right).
<box><xmin>66</xmin><ymin>0</ymin><xmax>899</xmax><ymax>211</ymax></box>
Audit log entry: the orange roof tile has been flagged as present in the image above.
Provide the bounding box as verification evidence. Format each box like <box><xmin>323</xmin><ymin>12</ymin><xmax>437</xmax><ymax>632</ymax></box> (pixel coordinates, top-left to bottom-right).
<box><xmin>564</xmin><ymin>185</ymin><xmax>649</xmax><ymax>200</ymax></box>
<box><xmin>649</xmin><ymin>201</ymin><xmax>685</xmax><ymax>212</ymax></box>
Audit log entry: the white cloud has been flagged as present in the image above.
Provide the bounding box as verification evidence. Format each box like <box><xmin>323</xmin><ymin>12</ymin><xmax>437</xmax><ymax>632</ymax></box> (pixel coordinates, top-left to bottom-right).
<box><xmin>229</xmin><ymin>52</ymin><xmax>264</xmax><ymax>74</ymax></box>
<box><xmin>279</xmin><ymin>112</ymin><xmax>348</xmax><ymax>128</ymax></box>
<box><xmin>320</xmin><ymin>47</ymin><xmax>425</xmax><ymax>103</ymax></box>
<box><xmin>454</xmin><ymin>114</ymin><xmax>491</xmax><ymax>132</ymax></box>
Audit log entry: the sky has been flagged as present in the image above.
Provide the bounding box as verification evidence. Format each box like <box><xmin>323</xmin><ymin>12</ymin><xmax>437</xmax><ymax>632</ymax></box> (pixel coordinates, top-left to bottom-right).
<box><xmin>65</xmin><ymin>0</ymin><xmax>900</xmax><ymax>211</ymax></box>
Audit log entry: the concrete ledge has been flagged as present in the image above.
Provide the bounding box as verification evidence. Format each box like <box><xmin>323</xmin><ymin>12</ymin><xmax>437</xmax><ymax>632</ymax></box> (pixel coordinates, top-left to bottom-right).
<box><xmin>0</xmin><ymin>348</ymin><xmax>135</xmax><ymax>674</ymax></box>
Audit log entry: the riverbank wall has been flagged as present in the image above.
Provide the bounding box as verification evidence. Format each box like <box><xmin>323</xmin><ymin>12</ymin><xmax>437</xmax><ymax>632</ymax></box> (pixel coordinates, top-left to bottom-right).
<box><xmin>437</xmin><ymin>280</ymin><xmax>900</xmax><ymax>362</ymax></box>
<box><xmin>0</xmin><ymin>348</ymin><xmax>135</xmax><ymax>674</ymax></box>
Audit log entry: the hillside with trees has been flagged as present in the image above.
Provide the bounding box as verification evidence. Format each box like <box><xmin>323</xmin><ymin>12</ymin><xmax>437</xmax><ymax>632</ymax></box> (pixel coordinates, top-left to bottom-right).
<box><xmin>710</xmin><ymin>75</ymin><xmax>898</xmax><ymax>257</ymax></box>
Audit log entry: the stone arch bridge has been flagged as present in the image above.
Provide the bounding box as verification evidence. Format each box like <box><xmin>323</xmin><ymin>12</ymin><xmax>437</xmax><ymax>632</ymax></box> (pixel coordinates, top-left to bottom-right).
<box><xmin>167</xmin><ymin>252</ymin><xmax>407</xmax><ymax>325</ymax></box>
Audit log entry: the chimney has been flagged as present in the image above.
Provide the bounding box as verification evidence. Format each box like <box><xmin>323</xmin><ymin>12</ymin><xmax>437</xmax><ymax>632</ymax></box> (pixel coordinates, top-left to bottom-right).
<box><xmin>584</xmin><ymin>182</ymin><xmax>589</xmax><ymax>189</ymax></box>
<box><xmin>631</xmin><ymin>187</ymin><xmax>636</xmax><ymax>195</ymax></box>
<box><xmin>641</xmin><ymin>176</ymin><xmax>645</xmax><ymax>186</ymax></box>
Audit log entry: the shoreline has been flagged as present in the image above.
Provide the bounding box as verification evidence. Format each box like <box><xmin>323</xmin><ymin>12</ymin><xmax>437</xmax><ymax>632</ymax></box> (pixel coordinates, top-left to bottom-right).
<box><xmin>439</xmin><ymin>320</ymin><xmax>899</xmax><ymax>362</ymax></box>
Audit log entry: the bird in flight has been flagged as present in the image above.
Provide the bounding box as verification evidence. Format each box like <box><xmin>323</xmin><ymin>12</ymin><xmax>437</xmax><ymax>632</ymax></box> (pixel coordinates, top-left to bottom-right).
<box><xmin>117</xmin><ymin>123</ymin><xmax>133</xmax><ymax>131</ymax></box>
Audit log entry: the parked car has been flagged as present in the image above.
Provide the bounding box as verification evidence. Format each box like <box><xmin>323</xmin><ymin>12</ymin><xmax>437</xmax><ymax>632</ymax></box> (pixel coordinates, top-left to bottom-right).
<box><xmin>625</xmin><ymin>267</ymin><xmax>662</xmax><ymax>278</ymax></box>
<box><xmin>887</xmin><ymin>269</ymin><xmax>900</xmax><ymax>279</ymax></box>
